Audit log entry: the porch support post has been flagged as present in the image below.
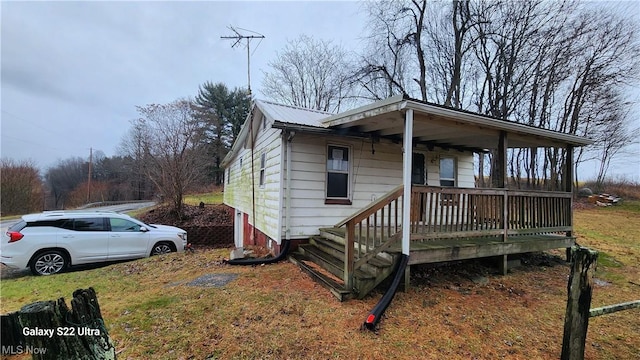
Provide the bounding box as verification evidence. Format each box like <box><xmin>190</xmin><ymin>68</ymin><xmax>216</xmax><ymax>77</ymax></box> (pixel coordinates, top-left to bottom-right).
<box><xmin>564</xmin><ymin>145</ymin><xmax>574</xmax><ymax>262</ymax></box>
<box><xmin>402</xmin><ymin>109</ymin><xmax>414</xmax><ymax>257</ymax></box>
<box><xmin>493</xmin><ymin>131</ymin><xmax>507</xmax><ymax>188</ymax></box>
<box><xmin>564</xmin><ymin>145</ymin><xmax>574</xmax><ymax>194</ymax></box>
<box><xmin>401</xmin><ymin>109</ymin><xmax>414</xmax><ymax>289</ymax></box>
<box><xmin>495</xmin><ymin>131</ymin><xmax>508</xmax><ymax>275</ymax></box>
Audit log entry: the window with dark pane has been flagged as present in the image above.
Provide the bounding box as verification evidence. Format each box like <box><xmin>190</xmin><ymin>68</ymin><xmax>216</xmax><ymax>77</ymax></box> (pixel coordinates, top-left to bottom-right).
<box><xmin>259</xmin><ymin>152</ymin><xmax>266</xmax><ymax>186</ymax></box>
<box><xmin>412</xmin><ymin>153</ymin><xmax>425</xmax><ymax>185</ymax></box>
<box><xmin>73</xmin><ymin>218</ymin><xmax>108</xmax><ymax>231</ymax></box>
<box><xmin>439</xmin><ymin>157</ymin><xmax>456</xmax><ymax>187</ymax></box>
<box><xmin>327</xmin><ymin>145</ymin><xmax>349</xmax><ymax>198</ymax></box>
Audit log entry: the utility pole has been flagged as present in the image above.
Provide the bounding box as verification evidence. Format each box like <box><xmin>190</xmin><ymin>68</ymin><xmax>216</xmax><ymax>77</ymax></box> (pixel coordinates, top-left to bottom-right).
<box><xmin>221</xmin><ymin>26</ymin><xmax>265</xmax><ymax>96</ymax></box>
<box><xmin>87</xmin><ymin>147</ymin><xmax>92</xmax><ymax>203</ymax></box>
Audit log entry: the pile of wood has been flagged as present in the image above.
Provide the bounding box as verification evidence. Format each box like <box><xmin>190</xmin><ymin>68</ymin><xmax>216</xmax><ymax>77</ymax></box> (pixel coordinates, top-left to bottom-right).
<box><xmin>587</xmin><ymin>193</ymin><xmax>621</xmax><ymax>206</ymax></box>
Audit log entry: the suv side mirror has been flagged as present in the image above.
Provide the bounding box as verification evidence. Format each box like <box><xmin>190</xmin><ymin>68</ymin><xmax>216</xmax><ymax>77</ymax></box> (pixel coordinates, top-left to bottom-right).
<box><xmin>140</xmin><ymin>226</ymin><xmax>149</xmax><ymax>232</ymax></box>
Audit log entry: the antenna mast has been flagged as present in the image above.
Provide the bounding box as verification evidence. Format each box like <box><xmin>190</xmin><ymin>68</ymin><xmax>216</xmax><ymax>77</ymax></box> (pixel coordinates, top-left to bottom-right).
<box><xmin>221</xmin><ymin>26</ymin><xmax>265</xmax><ymax>96</ymax></box>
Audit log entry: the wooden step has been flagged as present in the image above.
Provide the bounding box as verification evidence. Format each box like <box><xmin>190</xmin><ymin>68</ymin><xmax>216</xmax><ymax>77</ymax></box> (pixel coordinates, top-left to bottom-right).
<box><xmin>289</xmin><ymin>253</ymin><xmax>351</xmax><ymax>301</ymax></box>
<box><xmin>299</xmin><ymin>244</ymin><xmax>375</xmax><ymax>281</ymax></box>
<box><xmin>299</xmin><ymin>244</ymin><xmax>344</xmax><ymax>279</ymax></box>
<box><xmin>319</xmin><ymin>228</ymin><xmax>346</xmax><ymax>244</ymax></box>
<box><xmin>292</xmin><ymin>229</ymin><xmax>402</xmax><ymax>299</ymax></box>
<box><xmin>314</xmin><ymin>234</ymin><xmax>396</xmax><ymax>265</ymax></box>
<box><xmin>310</xmin><ymin>236</ymin><xmax>345</xmax><ymax>259</ymax></box>
<box><xmin>312</xmin><ymin>235</ymin><xmax>395</xmax><ymax>272</ymax></box>
<box><xmin>352</xmin><ymin>254</ymin><xmax>400</xmax><ymax>299</ymax></box>
<box><xmin>367</xmin><ymin>256</ymin><xmax>393</xmax><ymax>268</ymax></box>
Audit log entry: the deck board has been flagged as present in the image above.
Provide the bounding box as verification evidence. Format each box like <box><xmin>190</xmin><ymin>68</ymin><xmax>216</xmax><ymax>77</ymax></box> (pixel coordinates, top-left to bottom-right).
<box><xmin>322</xmin><ymin>227</ymin><xmax>573</xmax><ymax>266</ymax></box>
<box><xmin>389</xmin><ymin>234</ymin><xmax>574</xmax><ymax>265</ymax></box>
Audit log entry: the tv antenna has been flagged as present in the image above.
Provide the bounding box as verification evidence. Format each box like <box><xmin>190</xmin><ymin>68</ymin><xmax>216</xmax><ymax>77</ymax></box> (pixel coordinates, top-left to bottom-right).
<box><xmin>221</xmin><ymin>26</ymin><xmax>265</xmax><ymax>96</ymax></box>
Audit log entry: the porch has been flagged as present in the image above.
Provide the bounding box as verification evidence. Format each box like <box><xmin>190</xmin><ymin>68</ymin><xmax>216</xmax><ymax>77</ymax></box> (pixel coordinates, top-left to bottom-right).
<box><xmin>287</xmin><ymin>96</ymin><xmax>587</xmax><ymax>300</ymax></box>
<box><xmin>290</xmin><ymin>184</ymin><xmax>574</xmax><ymax>300</ymax></box>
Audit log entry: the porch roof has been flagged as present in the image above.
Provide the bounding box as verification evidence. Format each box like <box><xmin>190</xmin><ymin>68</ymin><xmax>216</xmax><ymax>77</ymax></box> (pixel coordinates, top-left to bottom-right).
<box><xmin>322</xmin><ymin>95</ymin><xmax>593</xmax><ymax>149</ymax></box>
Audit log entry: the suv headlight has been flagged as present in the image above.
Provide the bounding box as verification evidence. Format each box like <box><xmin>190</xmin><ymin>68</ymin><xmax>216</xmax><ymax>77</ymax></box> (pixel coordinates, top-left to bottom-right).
<box><xmin>178</xmin><ymin>233</ymin><xmax>187</xmax><ymax>242</ymax></box>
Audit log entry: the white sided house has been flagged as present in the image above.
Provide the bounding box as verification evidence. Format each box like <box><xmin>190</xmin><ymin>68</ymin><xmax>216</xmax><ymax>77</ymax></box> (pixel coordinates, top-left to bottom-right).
<box><xmin>222</xmin><ymin>95</ymin><xmax>592</xmax><ymax>300</ymax></box>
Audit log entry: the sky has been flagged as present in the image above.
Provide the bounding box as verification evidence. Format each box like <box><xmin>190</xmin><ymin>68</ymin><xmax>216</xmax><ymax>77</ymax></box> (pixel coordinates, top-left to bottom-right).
<box><xmin>1</xmin><ymin>1</ymin><xmax>639</xmax><ymax>181</ymax></box>
<box><xmin>1</xmin><ymin>0</ymin><xmax>368</xmax><ymax>171</ymax></box>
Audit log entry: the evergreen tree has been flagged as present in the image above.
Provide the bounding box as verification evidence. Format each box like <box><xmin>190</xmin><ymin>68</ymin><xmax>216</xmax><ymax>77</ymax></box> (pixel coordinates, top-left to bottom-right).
<box><xmin>193</xmin><ymin>82</ymin><xmax>250</xmax><ymax>185</ymax></box>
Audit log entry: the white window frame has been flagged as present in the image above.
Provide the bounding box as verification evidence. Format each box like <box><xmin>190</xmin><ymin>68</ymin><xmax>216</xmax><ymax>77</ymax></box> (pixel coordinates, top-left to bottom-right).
<box><xmin>326</xmin><ymin>144</ymin><xmax>351</xmax><ymax>200</ymax></box>
<box><xmin>439</xmin><ymin>157</ymin><xmax>457</xmax><ymax>187</ymax></box>
<box><xmin>259</xmin><ymin>152</ymin><xmax>266</xmax><ymax>187</ymax></box>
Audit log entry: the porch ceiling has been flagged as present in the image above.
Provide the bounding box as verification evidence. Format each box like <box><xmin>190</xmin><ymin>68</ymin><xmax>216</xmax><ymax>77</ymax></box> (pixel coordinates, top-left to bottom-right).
<box><xmin>322</xmin><ymin>95</ymin><xmax>593</xmax><ymax>151</ymax></box>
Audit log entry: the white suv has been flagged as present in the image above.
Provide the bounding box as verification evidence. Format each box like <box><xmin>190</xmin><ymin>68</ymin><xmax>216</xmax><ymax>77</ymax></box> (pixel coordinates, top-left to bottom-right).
<box><xmin>1</xmin><ymin>211</ymin><xmax>188</xmax><ymax>275</ymax></box>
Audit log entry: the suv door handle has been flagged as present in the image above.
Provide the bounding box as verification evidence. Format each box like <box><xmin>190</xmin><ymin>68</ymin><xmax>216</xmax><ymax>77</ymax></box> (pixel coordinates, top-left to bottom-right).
<box><xmin>61</xmin><ymin>235</ymin><xmax>74</xmax><ymax>239</ymax></box>
<box><xmin>110</xmin><ymin>234</ymin><xmax>120</xmax><ymax>238</ymax></box>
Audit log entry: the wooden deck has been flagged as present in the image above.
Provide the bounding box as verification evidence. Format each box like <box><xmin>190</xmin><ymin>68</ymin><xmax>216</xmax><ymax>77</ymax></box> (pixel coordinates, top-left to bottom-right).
<box><xmin>325</xmin><ymin>184</ymin><xmax>575</xmax><ymax>293</ymax></box>
<box><xmin>390</xmin><ymin>234</ymin><xmax>574</xmax><ymax>265</ymax></box>
<box><xmin>323</xmin><ymin>227</ymin><xmax>574</xmax><ymax>265</ymax></box>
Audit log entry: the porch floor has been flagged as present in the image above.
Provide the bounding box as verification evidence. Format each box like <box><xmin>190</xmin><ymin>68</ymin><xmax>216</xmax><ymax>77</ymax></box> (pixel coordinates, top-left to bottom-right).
<box><xmin>323</xmin><ymin>227</ymin><xmax>574</xmax><ymax>266</ymax></box>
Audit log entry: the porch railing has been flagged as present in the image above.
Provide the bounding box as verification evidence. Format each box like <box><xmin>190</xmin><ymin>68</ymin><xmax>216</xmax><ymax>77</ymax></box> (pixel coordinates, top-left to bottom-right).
<box><xmin>410</xmin><ymin>185</ymin><xmax>573</xmax><ymax>241</ymax></box>
<box><xmin>334</xmin><ymin>185</ymin><xmax>404</xmax><ymax>290</ymax></box>
<box><xmin>334</xmin><ymin>184</ymin><xmax>573</xmax><ymax>290</ymax></box>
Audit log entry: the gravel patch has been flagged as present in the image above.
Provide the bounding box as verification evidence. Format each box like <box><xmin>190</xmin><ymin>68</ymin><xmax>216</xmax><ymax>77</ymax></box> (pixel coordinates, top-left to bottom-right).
<box><xmin>186</xmin><ymin>273</ymin><xmax>239</xmax><ymax>287</ymax></box>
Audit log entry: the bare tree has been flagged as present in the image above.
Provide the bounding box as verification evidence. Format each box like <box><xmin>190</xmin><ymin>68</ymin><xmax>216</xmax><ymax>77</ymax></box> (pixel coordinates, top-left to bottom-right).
<box><xmin>119</xmin><ymin>120</ymin><xmax>153</xmax><ymax>200</ymax></box>
<box><xmin>587</xmin><ymin>91</ymin><xmax>640</xmax><ymax>189</ymax></box>
<box><xmin>545</xmin><ymin>8</ymin><xmax>640</xmax><ymax>186</ymax></box>
<box><xmin>0</xmin><ymin>159</ymin><xmax>43</xmax><ymax>215</ymax></box>
<box><xmin>424</xmin><ymin>0</ymin><xmax>481</xmax><ymax>108</ymax></box>
<box><xmin>262</xmin><ymin>35</ymin><xmax>356</xmax><ymax>112</ymax></box>
<box><xmin>45</xmin><ymin>157</ymin><xmax>87</xmax><ymax>209</ymax></box>
<box><xmin>358</xmin><ymin>0</ymin><xmax>640</xmax><ymax>188</ymax></box>
<box><xmin>356</xmin><ymin>0</ymin><xmax>429</xmax><ymax>101</ymax></box>
<box><xmin>135</xmin><ymin>99</ymin><xmax>208</xmax><ymax>218</ymax></box>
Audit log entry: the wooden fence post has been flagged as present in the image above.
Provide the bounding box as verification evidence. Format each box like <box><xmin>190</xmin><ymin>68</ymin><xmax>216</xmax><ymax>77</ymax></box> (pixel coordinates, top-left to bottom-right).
<box><xmin>561</xmin><ymin>246</ymin><xmax>598</xmax><ymax>360</ymax></box>
<box><xmin>1</xmin><ymin>287</ymin><xmax>116</xmax><ymax>359</ymax></box>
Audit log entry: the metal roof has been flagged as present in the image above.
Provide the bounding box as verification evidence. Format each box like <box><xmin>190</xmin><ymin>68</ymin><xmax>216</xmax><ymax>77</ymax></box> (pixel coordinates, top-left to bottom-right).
<box><xmin>221</xmin><ymin>100</ymin><xmax>333</xmax><ymax>167</ymax></box>
<box><xmin>222</xmin><ymin>96</ymin><xmax>593</xmax><ymax>167</ymax></box>
<box><xmin>256</xmin><ymin>99</ymin><xmax>332</xmax><ymax>127</ymax></box>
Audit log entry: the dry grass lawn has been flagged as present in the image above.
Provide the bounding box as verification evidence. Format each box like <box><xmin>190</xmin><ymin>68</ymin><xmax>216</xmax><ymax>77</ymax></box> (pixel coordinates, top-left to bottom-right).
<box><xmin>1</xmin><ymin>203</ymin><xmax>638</xmax><ymax>359</ymax></box>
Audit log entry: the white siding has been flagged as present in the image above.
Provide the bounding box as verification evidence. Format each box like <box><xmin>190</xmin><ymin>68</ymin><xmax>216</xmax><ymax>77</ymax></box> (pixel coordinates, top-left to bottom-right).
<box><xmin>419</xmin><ymin>151</ymin><xmax>474</xmax><ymax>187</ymax></box>
<box><xmin>224</xmin><ymin>111</ymin><xmax>283</xmax><ymax>243</ymax></box>
<box><xmin>282</xmin><ymin>134</ymin><xmax>476</xmax><ymax>238</ymax></box>
<box><xmin>224</xmin><ymin>100</ymin><xmax>480</xmax><ymax>243</ymax></box>
<box><xmin>457</xmin><ymin>153</ymin><xmax>475</xmax><ymax>188</ymax></box>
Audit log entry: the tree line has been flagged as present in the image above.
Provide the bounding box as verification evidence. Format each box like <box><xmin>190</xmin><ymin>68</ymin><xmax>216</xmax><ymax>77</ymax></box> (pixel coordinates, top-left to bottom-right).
<box><xmin>263</xmin><ymin>0</ymin><xmax>639</xmax><ymax>189</ymax></box>
<box><xmin>1</xmin><ymin>83</ymin><xmax>249</xmax><ymax>216</ymax></box>
<box><xmin>2</xmin><ymin>0</ymin><xmax>637</xmax><ymax>216</ymax></box>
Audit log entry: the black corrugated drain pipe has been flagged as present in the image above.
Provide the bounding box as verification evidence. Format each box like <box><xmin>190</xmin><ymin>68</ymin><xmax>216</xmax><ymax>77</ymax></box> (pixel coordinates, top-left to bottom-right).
<box><xmin>362</xmin><ymin>254</ymin><xmax>409</xmax><ymax>331</ymax></box>
<box><xmin>224</xmin><ymin>239</ymin><xmax>291</xmax><ymax>266</ymax></box>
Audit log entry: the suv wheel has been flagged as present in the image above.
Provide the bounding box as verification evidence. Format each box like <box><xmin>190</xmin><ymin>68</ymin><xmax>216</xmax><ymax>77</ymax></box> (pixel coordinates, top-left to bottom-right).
<box><xmin>30</xmin><ymin>250</ymin><xmax>68</xmax><ymax>275</ymax></box>
<box><xmin>151</xmin><ymin>242</ymin><xmax>174</xmax><ymax>256</ymax></box>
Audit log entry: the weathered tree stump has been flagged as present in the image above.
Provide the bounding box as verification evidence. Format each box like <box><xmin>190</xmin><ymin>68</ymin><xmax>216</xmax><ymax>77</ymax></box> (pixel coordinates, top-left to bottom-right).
<box><xmin>561</xmin><ymin>246</ymin><xmax>598</xmax><ymax>360</ymax></box>
<box><xmin>2</xmin><ymin>287</ymin><xmax>116</xmax><ymax>359</ymax></box>
<box><xmin>1</xmin><ymin>310</ymin><xmax>25</xmax><ymax>349</ymax></box>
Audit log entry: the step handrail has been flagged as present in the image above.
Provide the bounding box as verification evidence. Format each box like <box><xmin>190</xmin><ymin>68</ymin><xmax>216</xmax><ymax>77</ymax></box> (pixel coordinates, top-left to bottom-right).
<box><xmin>334</xmin><ymin>184</ymin><xmax>404</xmax><ymax>228</ymax></box>
<box><xmin>335</xmin><ymin>184</ymin><xmax>404</xmax><ymax>291</ymax></box>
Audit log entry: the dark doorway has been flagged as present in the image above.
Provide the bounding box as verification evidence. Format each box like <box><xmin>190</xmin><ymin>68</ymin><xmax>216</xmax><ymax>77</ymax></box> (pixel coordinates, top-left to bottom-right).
<box><xmin>412</xmin><ymin>153</ymin><xmax>425</xmax><ymax>185</ymax></box>
<box><xmin>412</xmin><ymin>153</ymin><xmax>426</xmax><ymax>221</ymax></box>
